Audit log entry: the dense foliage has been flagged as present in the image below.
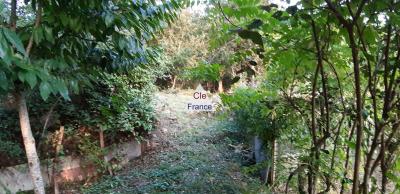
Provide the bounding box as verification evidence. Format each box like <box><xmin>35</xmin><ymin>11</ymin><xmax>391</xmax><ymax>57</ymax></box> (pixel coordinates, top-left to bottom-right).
<box><xmin>155</xmin><ymin>11</ymin><xmax>211</xmax><ymax>88</ymax></box>
<box><xmin>157</xmin><ymin>10</ymin><xmax>258</xmax><ymax>92</ymax></box>
<box><xmin>221</xmin><ymin>88</ymin><xmax>284</xmax><ymax>142</ymax></box>
<box><xmin>183</xmin><ymin>63</ymin><xmax>221</xmax><ymax>82</ymax></box>
<box><xmin>218</xmin><ymin>0</ymin><xmax>400</xmax><ymax>193</ymax></box>
<box><xmin>0</xmin><ymin>0</ymin><xmax>184</xmax><ymax>193</ymax></box>
<box><xmin>1</xmin><ymin>0</ymin><xmax>399</xmax><ymax>193</ymax></box>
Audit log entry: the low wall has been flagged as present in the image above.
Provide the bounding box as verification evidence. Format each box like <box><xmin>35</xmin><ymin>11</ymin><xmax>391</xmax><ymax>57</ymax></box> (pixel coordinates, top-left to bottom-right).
<box><xmin>0</xmin><ymin>140</ymin><xmax>143</xmax><ymax>194</ymax></box>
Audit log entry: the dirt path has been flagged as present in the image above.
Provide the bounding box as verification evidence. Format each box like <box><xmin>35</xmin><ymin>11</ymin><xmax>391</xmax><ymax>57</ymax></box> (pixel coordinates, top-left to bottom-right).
<box><xmin>83</xmin><ymin>91</ymin><xmax>266</xmax><ymax>194</ymax></box>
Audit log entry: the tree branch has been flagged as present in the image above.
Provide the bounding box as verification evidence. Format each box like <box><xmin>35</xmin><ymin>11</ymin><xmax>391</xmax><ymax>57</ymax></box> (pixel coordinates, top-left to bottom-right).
<box><xmin>25</xmin><ymin>2</ymin><xmax>42</xmax><ymax>56</ymax></box>
<box><xmin>9</xmin><ymin>0</ymin><xmax>17</xmax><ymax>31</ymax></box>
<box><xmin>353</xmin><ymin>0</ymin><xmax>368</xmax><ymax>22</ymax></box>
<box><xmin>217</xmin><ymin>1</ymin><xmax>240</xmax><ymax>29</ymax></box>
<box><xmin>324</xmin><ymin>0</ymin><xmax>349</xmax><ymax>27</ymax></box>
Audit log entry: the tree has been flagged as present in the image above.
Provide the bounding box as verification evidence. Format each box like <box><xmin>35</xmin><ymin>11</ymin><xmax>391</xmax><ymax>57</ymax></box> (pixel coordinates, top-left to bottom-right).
<box><xmin>217</xmin><ymin>0</ymin><xmax>400</xmax><ymax>193</ymax></box>
<box><xmin>159</xmin><ymin>6</ymin><xmax>258</xmax><ymax>92</ymax></box>
<box><xmin>0</xmin><ymin>0</ymin><xmax>183</xmax><ymax>193</ymax></box>
<box><xmin>158</xmin><ymin>11</ymin><xmax>211</xmax><ymax>88</ymax></box>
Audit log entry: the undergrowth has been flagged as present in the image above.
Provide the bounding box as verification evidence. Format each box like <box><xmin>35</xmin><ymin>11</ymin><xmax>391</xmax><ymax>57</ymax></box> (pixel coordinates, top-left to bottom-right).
<box><xmin>83</xmin><ymin>110</ymin><xmax>270</xmax><ymax>194</ymax></box>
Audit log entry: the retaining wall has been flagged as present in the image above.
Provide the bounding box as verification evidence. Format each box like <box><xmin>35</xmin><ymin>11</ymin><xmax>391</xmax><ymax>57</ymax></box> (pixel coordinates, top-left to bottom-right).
<box><xmin>0</xmin><ymin>140</ymin><xmax>143</xmax><ymax>194</ymax></box>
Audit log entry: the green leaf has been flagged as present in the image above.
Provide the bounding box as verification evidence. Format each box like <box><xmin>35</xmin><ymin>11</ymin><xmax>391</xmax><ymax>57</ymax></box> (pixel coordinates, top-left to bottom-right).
<box><xmin>118</xmin><ymin>37</ymin><xmax>126</xmax><ymax>50</ymax></box>
<box><xmin>0</xmin><ymin>44</ymin><xmax>6</xmax><ymax>58</ymax></box>
<box><xmin>58</xmin><ymin>82</ymin><xmax>70</xmax><ymax>100</ymax></box>
<box><xmin>345</xmin><ymin>140</ymin><xmax>356</xmax><ymax>150</ymax></box>
<box><xmin>364</xmin><ymin>26</ymin><xmax>377</xmax><ymax>45</ymax></box>
<box><xmin>362</xmin><ymin>109</ymin><xmax>369</xmax><ymax>119</ymax></box>
<box><xmin>2</xmin><ymin>28</ymin><xmax>26</xmax><ymax>55</ymax></box>
<box><xmin>60</xmin><ymin>13</ymin><xmax>69</xmax><ymax>26</ymax></box>
<box><xmin>105</xmin><ymin>13</ymin><xmax>114</xmax><ymax>27</ymax></box>
<box><xmin>44</xmin><ymin>26</ymin><xmax>54</xmax><ymax>44</ymax></box>
<box><xmin>52</xmin><ymin>79</ymin><xmax>70</xmax><ymax>100</ymax></box>
<box><xmin>0</xmin><ymin>70</ymin><xmax>8</xmax><ymax>90</ymax></box>
<box><xmin>69</xmin><ymin>18</ymin><xmax>81</xmax><ymax>32</ymax></box>
<box><xmin>24</xmin><ymin>71</ymin><xmax>37</xmax><ymax>89</ymax></box>
<box><xmin>389</xmin><ymin>13</ymin><xmax>400</xmax><ymax>26</ymax></box>
<box><xmin>70</xmin><ymin>80</ymin><xmax>79</xmax><ymax>93</ymax></box>
<box><xmin>18</xmin><ymin>71</ymin><xmax>26</xmax><ymax>82</ymax></box>
<box><xmin>39</xmin><ymin>82</ymin><xmax>51</xmax><ymax>100</ymax></box>
<box><xmin>237</xmin><ymin>29</ymin><xmax>264</xmax><ymax>50</ymax></box>
<box><xmin>33</xmin><ymin>27</ymin><xmax>44</xmax><ymax>45</ymax></box>
<box><xmin>246</xmin><ymin>19</ymin><xmax>263</xmax><ymax>30</ymax></box>
<box><xmin>15</xmin><ymin>60</ymin><xmax>32</xmax><ymax>70</ymax></box>
<box><xmin>386</xmin><ymin>172</ymin><xmax>399</xmax><ymax>182</ymax></box>
<box><xmin>0</xmin><ymin>33</ymin><xmax>10</xmax><ymax>58</ymax></box>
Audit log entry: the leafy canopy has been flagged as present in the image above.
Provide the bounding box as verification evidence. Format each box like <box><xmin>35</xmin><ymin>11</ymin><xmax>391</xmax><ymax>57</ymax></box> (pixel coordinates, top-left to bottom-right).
<box><xmin>0</xmin><ymin>0</ymin><xmax>184</xmax><ymax>100</ymax></box>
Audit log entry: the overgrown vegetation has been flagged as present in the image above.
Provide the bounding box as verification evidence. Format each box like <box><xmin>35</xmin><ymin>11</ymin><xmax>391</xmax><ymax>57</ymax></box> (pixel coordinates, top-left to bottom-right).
<box><xmin>1</xmin><ymin>0</ymin><xmax>399</xmax><ymax>193</ymax></box>
<box><xmin>83</xmin><ymin>92</ymin><xmax>269</xmax><ymax>194</ymax></box>
<box><xmin>0</xmin><ymin>0</ymin><xmax>184</xmax><ymax>193</ymax></box>
<box><xmin>217</xmin><ymin>0</ymin><xmax>400</xmax><ymax>193</ymax></box>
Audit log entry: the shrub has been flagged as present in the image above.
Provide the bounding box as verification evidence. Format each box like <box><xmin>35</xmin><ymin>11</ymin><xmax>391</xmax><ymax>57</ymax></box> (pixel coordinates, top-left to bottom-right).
<box><xmin>183</xmin><ymin>63</ymin><xmax>222</xmax><ymax>83</ymax></box>
<box><xmin>220</xmin><ymin>87</ymin><xmax>284</xmax><ymax>143</ymax></box>
<box><xmin>81</xmin><ymin>71</ymin><xmax>156</xmax><ymax>136</ymax></box>
<box><xmin>0</xmin><ymin>62</ymin><xmax>164</xmax><ymax>166</ymax></box>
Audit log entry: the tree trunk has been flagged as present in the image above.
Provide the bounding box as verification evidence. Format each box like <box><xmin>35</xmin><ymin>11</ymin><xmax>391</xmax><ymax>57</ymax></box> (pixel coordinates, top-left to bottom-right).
<box><xmin>347</xmin><ymin>26</ymin><xmax>364</xmax><ymax>194</ymax></box>
<box><xmin>298</xmin><ymin>168</ymin><xmax>307</xmax><ymax>194</ymax></box>
<box><xmin>16</xmin><ymin>92</ymin><xmax>45</xmax><ymax>194</ymax></box>
<box><xmin>381</xmin><ymin>139</ymin><xmax>387</xmax><ymax>193</ymax></box>
<box><xmin>322</xmin><ymin>2</ymin><xmax>366</xmax><ymax>193</ymax></box>
<box><xmin>218</xmin><ymin>79</ymin><xmax>224</xmax><ymax>93</ymax></box>
<box><xmin>309</xmin><ymin>54</ymin><xmax>320</xmax><ymax>194</ymax></box>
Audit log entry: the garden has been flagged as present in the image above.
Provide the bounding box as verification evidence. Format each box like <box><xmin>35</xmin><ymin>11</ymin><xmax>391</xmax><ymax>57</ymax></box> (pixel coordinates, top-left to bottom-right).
<box><xmin>0</xmin><ymin>0</ymin><xmax>399</xmax><ymax>194</ymax></box>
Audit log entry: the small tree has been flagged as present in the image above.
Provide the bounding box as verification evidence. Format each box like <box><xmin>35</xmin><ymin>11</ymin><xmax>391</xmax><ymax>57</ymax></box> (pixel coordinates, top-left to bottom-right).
<box><xmin>0</xmin><ymin>0</ymin><xmax>183</xmax><ymax>193</ymax></box>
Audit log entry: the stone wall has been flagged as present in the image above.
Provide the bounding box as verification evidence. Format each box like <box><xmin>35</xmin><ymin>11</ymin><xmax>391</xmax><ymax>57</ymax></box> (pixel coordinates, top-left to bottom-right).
<box><xmin>0</xmin><ymin>140</ymin><xmax>143</xmax><ymax>194</ymax></box>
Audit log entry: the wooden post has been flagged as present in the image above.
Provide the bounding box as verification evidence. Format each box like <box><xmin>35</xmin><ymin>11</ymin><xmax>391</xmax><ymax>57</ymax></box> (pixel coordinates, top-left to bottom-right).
<box><xmin>53</xmin><ymin>126</ymin><xmax>65</xmax><ymax>194</ymax></box>
<box><xmin>99</xmin><ymin>130</ymin><xmax>113</xmax><ymax>175</ymax></box>
<box><xmin>218</xmin><ymin>79</ymin><xmax>224</xmax><ymax>93</ymax></box>
<box><xmin>268</xmin><ymin>138</ymin><xmax>276</xmax><ymax>186</ymax></box>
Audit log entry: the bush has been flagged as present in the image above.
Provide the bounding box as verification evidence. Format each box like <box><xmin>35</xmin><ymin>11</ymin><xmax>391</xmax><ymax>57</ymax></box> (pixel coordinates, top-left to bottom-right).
<box><xmin>0</xmin><ymin>129</ymin><xmax>24</xmax><ymax>159</ymax></box>
<box><xmin>0</xmin><ymin>62</ymin><xmax>165</xmax><ymax>166</ymax></box>
<box><xmin>220</xmin><ymin>87</ymin><xmax>283</xmax><ymax>143</ymax></box>
<box><xmin>183</xmin><ymin>63</ymin><xmax>222</xmax><ymax>83</ymax></box>
<box><xmin>82</xmin><ymin>71</ymin><xmax>156</xmax><ymax>137</ymax></box>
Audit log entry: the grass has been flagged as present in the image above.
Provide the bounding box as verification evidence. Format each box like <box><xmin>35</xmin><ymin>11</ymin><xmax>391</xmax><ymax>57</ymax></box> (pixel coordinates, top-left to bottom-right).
<box><xmin>82</xmin><ymin>91</ymin><xmax>270</xmax><ymax>194</ymax></box>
